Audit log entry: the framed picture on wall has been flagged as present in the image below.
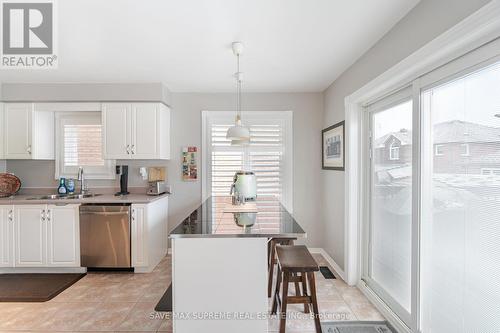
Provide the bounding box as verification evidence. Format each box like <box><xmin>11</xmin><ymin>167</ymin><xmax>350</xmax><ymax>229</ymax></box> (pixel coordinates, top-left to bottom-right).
<box><xmin>322</xmin><ymin>121</ymin><xmax>345</xmax><ymax>170</ymax></box>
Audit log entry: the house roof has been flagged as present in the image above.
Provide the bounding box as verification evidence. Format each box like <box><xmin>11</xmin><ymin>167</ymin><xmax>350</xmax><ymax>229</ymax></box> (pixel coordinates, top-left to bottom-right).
<box><xmin>375</xmin><ymin>129</ymin><xmax>412</xmax><ymax>148</ymax></box>
<box><xmin>375</xmin><ymin>120</ymin><xmax>500</xmax><ymax>147</ymax></box>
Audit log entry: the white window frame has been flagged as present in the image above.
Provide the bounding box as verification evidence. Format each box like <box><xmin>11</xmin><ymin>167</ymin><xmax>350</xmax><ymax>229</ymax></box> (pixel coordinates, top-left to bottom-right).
<box><xmin>481</xmin><ymin>168</ymin><xmax>500</xmax><ymax>176</ymax></box>
<box><xmin>389</xmin><ymin>141</ymin><xmax>400</xmax><ymax>160</ymax></box>
<box><xmin>55</xmin><ymin>112</ymin><xmax>115</xmax><ymax>180</ymax></box>
<box><xmin>343</xmin><ymin>3</ymin><xmax>500</xmax><ymax>333</ymax></box>
<box><xmin>434</xmin><ymin>144</ymin><xmax>444</xmax><ymax>156</ymax></box>
<box><xmin>201</xmin><ymin>111</ymin><xmax>293</xmax><ymax>212</ymax></box>
<box><xmin>460</xmin><ymin>143</ymin><xmax>470</xmax><ymax>156</ymax></box>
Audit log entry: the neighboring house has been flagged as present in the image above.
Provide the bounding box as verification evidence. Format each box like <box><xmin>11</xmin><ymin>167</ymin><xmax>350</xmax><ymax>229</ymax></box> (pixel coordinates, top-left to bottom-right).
<box><xmin>374</xmin><ymin>120</ymin><xmax>500</xmax><ymax>177</ymax></box>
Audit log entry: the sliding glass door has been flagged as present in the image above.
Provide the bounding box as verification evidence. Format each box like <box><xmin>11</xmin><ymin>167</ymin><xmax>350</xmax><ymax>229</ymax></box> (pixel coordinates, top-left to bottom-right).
<box><xmin>420</xmin><ymin>60</ymin><xmax>500</xmax><ymax>333</ymax></box>
<box><xmin>365</xmin><ymin>95</ymin><xmax>414</xmax><ymax>326</ymax></box>
<box><xmin>362</xmin><ymin>39</ymin><xmax>500</xmax><ymax>332</ymax></box>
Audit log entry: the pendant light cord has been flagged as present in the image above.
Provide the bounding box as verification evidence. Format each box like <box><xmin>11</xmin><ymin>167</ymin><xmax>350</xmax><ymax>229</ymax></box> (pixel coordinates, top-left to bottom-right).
<box><xmin>236</xmin><ymin>53</ymin><xmax>242</xmax><ymax>122</ymax></box>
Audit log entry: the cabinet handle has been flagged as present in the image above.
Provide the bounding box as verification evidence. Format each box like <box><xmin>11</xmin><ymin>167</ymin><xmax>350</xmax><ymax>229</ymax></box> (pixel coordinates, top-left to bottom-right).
<box><xmin>27</xmin><ymin>145</ymin><xmax>32</xmax><ymax>154</ymax></box>
<box><xmin>41</xmin><ymin>209</ymin><xmax>46</xmax><ymax>222</ymax></box>
<box><xmin>126</xmin><ymin>145</ymin><xmax>130</xmax><ymax>154</ymax></box>
<box><xmin>46</xmin><ymin>209</ymin><xmax>51</xmax><ymax>221</ymax></box>
<box><xmin>131</xmin><ymin>145</ymin><xmax>135</xmax><ymax>154</ymax></box>
<box><xmin>132</xmin><ymin>209</ymin><xmax>135</xmax><ymax>221</ymax></box>
<box><xmin>8</xmin><ymin>210</ymin><xmax>13</xmax><ymax>222</ymax></box>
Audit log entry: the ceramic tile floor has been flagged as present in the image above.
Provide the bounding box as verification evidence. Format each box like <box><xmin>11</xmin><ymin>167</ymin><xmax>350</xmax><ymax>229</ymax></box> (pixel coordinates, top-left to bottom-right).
<box><xmin>0</xmin><ymin>253</ymin><xmax>383</xmax><ymax>333</ymax></box>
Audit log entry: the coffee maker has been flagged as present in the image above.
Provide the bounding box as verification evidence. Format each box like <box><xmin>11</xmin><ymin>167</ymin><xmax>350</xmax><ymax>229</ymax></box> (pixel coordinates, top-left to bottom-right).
<box><xmin>115</xmin><ymin>165</ymin><xmax>130</xmax><ymax>196</ymax></box>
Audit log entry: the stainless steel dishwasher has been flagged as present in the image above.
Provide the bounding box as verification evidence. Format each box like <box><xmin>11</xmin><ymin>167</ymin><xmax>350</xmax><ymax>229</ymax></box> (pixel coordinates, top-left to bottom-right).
<box><xmin>79</xmin><ymin>204</ymin><xmax>132</xmax><ymax>268</ymax></box>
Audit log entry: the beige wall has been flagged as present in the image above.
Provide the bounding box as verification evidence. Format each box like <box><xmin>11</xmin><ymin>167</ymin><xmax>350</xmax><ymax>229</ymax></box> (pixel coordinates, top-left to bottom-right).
<box><xmin>6</xmin><ymin>92</ymin><xmax>324</xmax><ymax>246</ymax></box>
<box><xmin>321</xmin><ymin>0</ymin><xmax>492</xmax><ymax>269</ymax></box>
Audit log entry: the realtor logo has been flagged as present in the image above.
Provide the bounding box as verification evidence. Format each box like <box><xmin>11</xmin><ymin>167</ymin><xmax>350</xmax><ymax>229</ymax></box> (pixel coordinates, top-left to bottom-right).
<box><xmin>1</xmin><ymin>0</ymin><xmax>57</xmax><ymax>68</ymax></box>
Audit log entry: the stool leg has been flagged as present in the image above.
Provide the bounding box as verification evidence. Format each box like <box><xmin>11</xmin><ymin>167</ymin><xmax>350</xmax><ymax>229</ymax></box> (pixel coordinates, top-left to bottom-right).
<box><xmin>268</xmin><ymin>241</ymin><xmax>276</xmax><ymax>297</ymax></box>
<box><xmin>271</xmin><ymin>265</ymin><xmax>282</xmax><ymax>314</ymax></box>
<box><xmin>307</xmin><ymin>272</ymin><xmax>322</xmax><ymax>333</ymax></box>
<box><xmin>279</xmin><ymin>272</ymin><xmax>290</xmax><ymax>333</ymax></box>
<box><xmin>301</xmin><ymin>273</ymin><xmax>310</xmax><ymax>313</ymax></box>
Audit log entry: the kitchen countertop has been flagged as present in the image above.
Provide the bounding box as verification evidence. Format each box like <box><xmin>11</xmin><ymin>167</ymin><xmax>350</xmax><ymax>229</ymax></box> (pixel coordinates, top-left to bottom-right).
<box><xmin>169</xmin><ymin>196</ymin><xmax>306</xmax><ymax>238</ymax></box>
<box><xmin>0</xmin><ymin>192</ymin><xmax>169</xmax><ymax>205</ymax></box>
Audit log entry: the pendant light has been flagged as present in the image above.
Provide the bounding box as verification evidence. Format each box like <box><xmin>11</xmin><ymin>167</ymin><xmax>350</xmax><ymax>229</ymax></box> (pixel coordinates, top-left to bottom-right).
<box><xmin>226</xmin><ymin>41</ymin><xmax>250</xmax><ymax>145</ymax></box>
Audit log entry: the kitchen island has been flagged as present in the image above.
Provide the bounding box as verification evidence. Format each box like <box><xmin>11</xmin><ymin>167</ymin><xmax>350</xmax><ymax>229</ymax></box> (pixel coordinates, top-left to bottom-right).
<box><xmin>169</xmin><ymin>196</ymin><xmax>305</xmax><ymax>333</ymax></box>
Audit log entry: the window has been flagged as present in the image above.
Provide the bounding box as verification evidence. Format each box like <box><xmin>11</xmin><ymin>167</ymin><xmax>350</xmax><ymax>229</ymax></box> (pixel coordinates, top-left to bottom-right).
<box><xmin>481</xmin><ymin>168</ymin><xmax>500</xmax><ymax>176</ymax></box>
<box><xmin>202</xmin><ymin>111</ymin><xmax>293</xmax><ymax>211</ymax></box>
<box><xmin>55</xmin><ymin>112</ymin><xmax>115</xmax><ymax>179</ymax></box>
<box><xmin>460</xmin><ymin>143</ymin><xmax>470</xmax><ymax>156</ymax></box>
<box><xmin>435</xmin><ymin>144</ymin><xmax>444</xmax><ymax>156</ymax></box>
<box><xmin>389</xmin><ymin>141</ymin><xmax>400</xmax><ymax>160</ymax></box>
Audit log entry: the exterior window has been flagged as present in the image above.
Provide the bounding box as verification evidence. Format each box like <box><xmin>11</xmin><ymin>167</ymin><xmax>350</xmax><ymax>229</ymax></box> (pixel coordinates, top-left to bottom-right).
<box><xmin>460</xmin><ymin>143</ymin><xmax>470</xmax><ymax>156</ymax></box>
<box><xmin>482</xmin><ymin>168</ymin><xmax>500</xmax><ymax>176</ymax></box>
<box><xmin>203</xmin><ymin>111</ymin><xmax>293</xmax><ymax>211</ymax></box>
<box><xmin>435</xmin><ymin>144</ymin><xmax>444</xmax><ymax>156</ymax></box>
<box><xmin>55</xmin><ymin>112</ymin><xmax>115</xmax><ymax>179</ymax></box>
<box><xmin>389</xmin><ymin>141</ymin><xmax>400</xmax><ymax>160</ymax></box>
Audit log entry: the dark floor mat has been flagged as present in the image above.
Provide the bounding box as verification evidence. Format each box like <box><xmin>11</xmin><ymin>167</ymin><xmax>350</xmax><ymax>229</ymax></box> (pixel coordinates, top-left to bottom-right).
<box><xmin>319</xmin><ymin>266</ymin><xmax>336</xmax><ymax>279</ymax></box>
<box><xmin>0</xmin><ymin>273</ymin><xmax>85</xmax><ymax>302</ymax></box>
<box><xmin>155</xmin><ymin>284</ymin><xmax>172</xmax><ymax>312</ymax></box>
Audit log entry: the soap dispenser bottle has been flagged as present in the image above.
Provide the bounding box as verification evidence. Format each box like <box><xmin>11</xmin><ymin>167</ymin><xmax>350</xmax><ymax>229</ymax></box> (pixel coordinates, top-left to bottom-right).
<box><xmin>58</xmin><ymin>178</ymin><xmax>68</xmax><ymax>195</ymax></box>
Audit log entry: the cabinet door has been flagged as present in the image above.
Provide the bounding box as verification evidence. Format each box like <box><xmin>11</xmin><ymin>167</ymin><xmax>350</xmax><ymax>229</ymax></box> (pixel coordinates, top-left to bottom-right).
<box><xmin>0</xmin><ymin>103</ymin><xmax>4</xmax><ymax>159</ymax></box>
<box><xmin>102</xmin><ymin>103</ymin><xmax>131</xmax><ymax>159</ymax></box>
<box><xmin>0</xmin><ymin>206</ymin><xmax>14</xmax><ymax>267</ymax></box>
<box><xmin>158</xmin><ymin>104</ymin><xmax>171</xmax><ymax>159</ymax></box>
<box><xmin>4</xmin><ymin>103</ymin><xmax>32</xmax><ymax>159</ymax></box>
<box><xmin>46</xmin><ymin>205</ymin><xmax>80</xmax><ymax>267</ymax></box>
<box><xmin>131</xmin><ymin>205</ymin><xmax>147</xmax><ymax>267</ymax></box>
<box><xmin>131</xmin><ymin>103</ymin><xmax>158</xmax><ymax>159</ymax></box>
<box><xmin>14</xmin><ymin>205</ymin><xmax>46</xmax><ymax>267</ymax></box>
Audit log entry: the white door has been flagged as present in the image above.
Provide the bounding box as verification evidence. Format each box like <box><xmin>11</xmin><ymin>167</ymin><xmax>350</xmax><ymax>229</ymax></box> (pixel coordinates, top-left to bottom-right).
<box><xmin>14</xmin><ymin>205</ymin><xmax>46</xmax><ymax>267</ymax></box>
<box><xmin>102</xmin><ymin>103</ymin><xmax>131</xmax><ymax>159</ymax></box>
<box><xmin>131</xmin><ymin>205</ymin><xmax>147</xmax><ymax>267</ymax></box>
<box><xmin>4</xmin><ymin>103</ymin><xmax>32</xmax><ymax>159</ymax></box>
<box><xmin>46</xmin><ymin>205</ymin><xmax>80</xmax><ymax>267</ymax></box>
<box><xmin>0</xmin><ymin>206</ymin><xmax>14</xmax><ymax>267</ymax></box>
<box><xmin>365</xmin><ymin>95</ymin><xmax>414</xmax><ymax>326</ymax></box>
<box><xmin>131</xmin><ymin>103</ymin><xmax>158</xmax><ymax>159</ymax></box>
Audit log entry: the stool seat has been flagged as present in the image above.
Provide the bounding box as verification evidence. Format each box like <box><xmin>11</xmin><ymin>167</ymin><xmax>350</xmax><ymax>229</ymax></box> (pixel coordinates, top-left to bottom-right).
<box><xmin>276</xmin><ymin>245</ymin><xmax>319</xmax><ymax>273</ymax></box>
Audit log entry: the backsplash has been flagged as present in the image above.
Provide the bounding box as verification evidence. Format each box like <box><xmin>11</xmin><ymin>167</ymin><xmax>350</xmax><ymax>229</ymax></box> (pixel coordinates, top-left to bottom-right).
<box><xmin>6</xmin><ymin>159</ymin><xmax>171</xmax><ymax>189</ymax></box>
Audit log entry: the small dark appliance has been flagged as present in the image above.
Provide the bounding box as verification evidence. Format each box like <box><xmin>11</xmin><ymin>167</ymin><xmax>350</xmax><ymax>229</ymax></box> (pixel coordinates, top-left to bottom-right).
<box><xmin>115</xmin><ymin>165</ymin><xmax>130</xmax><ymax>196</ymax></box>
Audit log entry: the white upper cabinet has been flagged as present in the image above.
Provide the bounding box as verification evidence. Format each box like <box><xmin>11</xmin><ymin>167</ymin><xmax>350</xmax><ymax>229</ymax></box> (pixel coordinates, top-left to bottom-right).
<box><xmin>102</xmin><ymin>102</ymin><xmax>170</xmax><ymax>160</ymax></box>
<box><xmin>102</xmin><ymin>103</ymin><xmax>131</xmax><ymax>159</ymax></box>
<box><xmin>3</xmin><ymin>103</ymin><xmax>54</xmax><ymax>160</ymax></box>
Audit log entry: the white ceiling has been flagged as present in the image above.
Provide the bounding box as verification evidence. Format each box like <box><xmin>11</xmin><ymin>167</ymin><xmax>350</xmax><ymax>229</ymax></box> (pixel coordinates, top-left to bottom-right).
<box><xmin>0</xmin><ymin>0</ymin><xmax>419</xmax><ymax>92</ymax></box>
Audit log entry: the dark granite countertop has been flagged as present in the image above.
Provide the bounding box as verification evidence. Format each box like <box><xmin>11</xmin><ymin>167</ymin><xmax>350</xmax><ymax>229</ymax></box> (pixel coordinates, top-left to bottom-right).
<box><xmin>169</xmin><ymin>196</ymin><xmax>306</xmax><ymax>238</ymax></box>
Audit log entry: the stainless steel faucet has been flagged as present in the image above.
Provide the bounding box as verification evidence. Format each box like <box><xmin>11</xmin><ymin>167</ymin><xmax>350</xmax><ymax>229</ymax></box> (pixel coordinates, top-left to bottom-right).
<box><xmin>77</xmin><ymin>166</ymin><xmax>89</xmax><ymax>194</ymax></box>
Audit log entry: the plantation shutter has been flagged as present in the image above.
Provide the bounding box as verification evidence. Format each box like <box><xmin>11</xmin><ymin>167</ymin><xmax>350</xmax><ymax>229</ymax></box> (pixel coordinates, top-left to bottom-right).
<box><xmin>63</xmin><ymin>124</ymin><xmax>105</xmax><ymax>167</ymax></box>
<box><xmin>206</xmin><ymin>112</ymin><xmax>292</xmax><ymax>210</ymax></box>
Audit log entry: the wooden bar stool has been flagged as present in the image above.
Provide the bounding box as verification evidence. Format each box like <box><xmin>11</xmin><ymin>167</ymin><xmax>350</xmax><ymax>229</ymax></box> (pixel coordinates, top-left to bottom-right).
<box><xmin>271</xmin><ymin>245</ymin><xmax>322</xmax><ymax>333</ymax></box>
<box><xmin>268</xmin><ymin>237</ymin><xmax>297</xmax><ymax>297</ymax></box>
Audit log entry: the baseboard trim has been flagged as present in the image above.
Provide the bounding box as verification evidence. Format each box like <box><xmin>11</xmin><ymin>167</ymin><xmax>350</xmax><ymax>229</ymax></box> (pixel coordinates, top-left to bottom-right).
<box><xmin>358</xmin><ymin>281</ymin><xmax>410</xmax><ymax>333</ymax></box>
<box><xmin>308</xmin><ymin>247</ymin><xmax>347</xmax><ymax>282</ymax></box>
<box><xmin>0</xmin><ymin>267</ymin><xmax>87</xmax><ymax>274</ymax></box>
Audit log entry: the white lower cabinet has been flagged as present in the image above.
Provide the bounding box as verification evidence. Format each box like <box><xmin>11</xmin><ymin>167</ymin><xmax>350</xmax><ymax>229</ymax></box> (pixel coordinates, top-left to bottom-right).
<box><xmin>46</xmin><ymin>204</ymin><xmax>80</xmax><ymax>267</ymax></box>
<box><xmin>14</xmin><ymin>205</ymin><xmax>46</xmax><ymax>267</ymax></box>
<box><xmin>131</xmin><ymin>204</ymin><xmax>147</xmax><ymax>267</ymax></box>
<box><xmin>0</xmin><ymin>206</ymin><xmax>14</xmax><ymax>267</ymax></box>
<box><xmin>1</xmin><ymin>204</ymin><xmax>80</xmax><ymax>268</ymax></box>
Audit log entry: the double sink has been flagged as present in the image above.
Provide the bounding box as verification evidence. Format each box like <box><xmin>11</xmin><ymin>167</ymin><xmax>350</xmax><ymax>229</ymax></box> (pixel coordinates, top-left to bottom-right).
<box><xmin>27</xmin><ymin>193</ymin><xmax>103</xmax><ymax>200</ymax></box>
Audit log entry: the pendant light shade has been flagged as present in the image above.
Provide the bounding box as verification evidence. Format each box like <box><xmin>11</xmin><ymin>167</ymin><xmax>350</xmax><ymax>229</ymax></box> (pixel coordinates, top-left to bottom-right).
<box><xmin>226</xmin><ymin>41</ymin><xmax>250</xmax><ymax>145</ymax></box>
